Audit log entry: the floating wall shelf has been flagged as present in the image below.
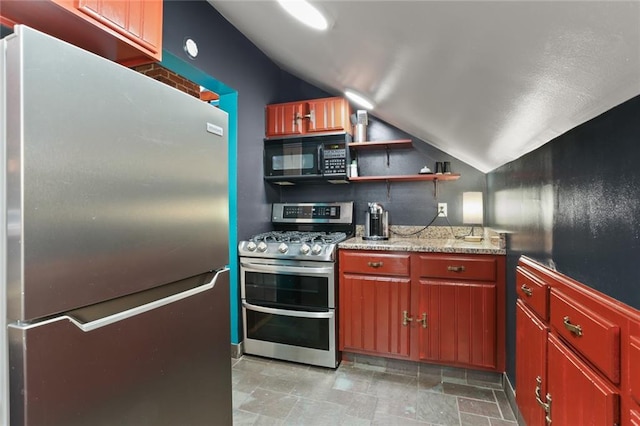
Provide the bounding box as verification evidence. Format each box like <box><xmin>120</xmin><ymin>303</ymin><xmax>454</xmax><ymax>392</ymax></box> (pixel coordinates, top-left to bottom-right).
<box><xmin>347</xmin><ymin>174</ymin><xmax>460</xmax><ymax>183</ymax></box>
<box><xmin>348</xmin><ymin>139</ymin><xmax>413</xmax><ymax>150</ymax></box>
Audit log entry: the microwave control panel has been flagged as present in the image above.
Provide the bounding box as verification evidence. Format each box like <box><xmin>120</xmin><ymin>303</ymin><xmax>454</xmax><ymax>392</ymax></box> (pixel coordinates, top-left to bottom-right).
<box><xmin>323</xmin><ymin>143</ymin><xmax>347</xmax><ymax>175</ymax></box>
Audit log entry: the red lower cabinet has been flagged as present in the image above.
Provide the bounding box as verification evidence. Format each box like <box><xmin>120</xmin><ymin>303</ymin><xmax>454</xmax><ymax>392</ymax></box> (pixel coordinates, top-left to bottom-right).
<box><xmin>515</xmin><ymin>300</ymin><xmax>549</xmax><ymax>426</ymax></box>
<box><xmin>515</xmin><ymin>257</ymin><xmax>639</xmax><ymax>426</ymax></box>
<box><xmin>339</xmin><ymin>273</ymin><xmax>411</xmax><ymax>357</ymax></box>
<box><xmin>338</xmin><ymin>250</ymin><xmax>505</xmax><ymax>371</ymax></box>
<box><xmin>547</xmin><ymin>333</ymin><xmax>619</xmax><ymax>425</ymax></box>
<box><xmin>630</xmin><ymin>335</ymin><xmax>640</xmax><ymax>405</ymax></box>
<box><xmin>416</xmin><ymin>280</ymin><xmax>497</xmax><ymax>369</ymax></box>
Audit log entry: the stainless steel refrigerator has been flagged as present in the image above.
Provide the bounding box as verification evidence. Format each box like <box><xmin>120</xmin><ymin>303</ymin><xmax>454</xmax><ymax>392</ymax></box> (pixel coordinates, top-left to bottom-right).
<box><xmin>1</xmin><ymin>26</ymin><xmax>232</xmax><ymax>426</ymax></box>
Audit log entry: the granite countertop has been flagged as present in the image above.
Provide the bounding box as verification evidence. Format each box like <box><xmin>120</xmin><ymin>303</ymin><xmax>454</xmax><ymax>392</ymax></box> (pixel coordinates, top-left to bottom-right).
<box><xmin>338</xmin><ymin>236</ymin><xmax>506</xmax><ymax>255</ymax></box>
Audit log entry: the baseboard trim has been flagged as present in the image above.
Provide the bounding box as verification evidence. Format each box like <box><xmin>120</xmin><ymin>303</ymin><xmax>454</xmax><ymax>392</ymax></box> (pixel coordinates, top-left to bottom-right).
<box><xmin>503</xmin><ymin>373</ymin><xmax>523</xmax><ymax>425</ymax></box>
<box><xmin>231</xmin><ymin>341</ymin><xmax>244</xmax><ymax>359</ymax></box>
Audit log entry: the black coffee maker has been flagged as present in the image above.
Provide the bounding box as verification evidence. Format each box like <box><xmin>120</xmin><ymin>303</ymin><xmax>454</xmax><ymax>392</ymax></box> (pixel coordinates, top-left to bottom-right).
<box><xmin>363</xmin><ymin>202</ymin><xmax>389</xmax><ymax>240</ymax></box>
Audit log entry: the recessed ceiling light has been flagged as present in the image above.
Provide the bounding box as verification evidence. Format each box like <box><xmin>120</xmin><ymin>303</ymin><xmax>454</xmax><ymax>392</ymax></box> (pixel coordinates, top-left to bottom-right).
<box><xmin>277</xmin><ymin>0</ymin><xmax>328</xmax><ymax>31</ymax></box>
<box><xmin>345</xmin><ymin>90</ymin><xmax>374</xmax><ymax>110</ymax></box>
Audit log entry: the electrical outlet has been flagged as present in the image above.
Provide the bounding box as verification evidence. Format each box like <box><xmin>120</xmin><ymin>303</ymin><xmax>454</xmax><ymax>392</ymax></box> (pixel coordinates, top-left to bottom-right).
<box><xmin>438</xmin><ymin>203</ymin><xmax>447</xmax><ymax>217</ymax></box>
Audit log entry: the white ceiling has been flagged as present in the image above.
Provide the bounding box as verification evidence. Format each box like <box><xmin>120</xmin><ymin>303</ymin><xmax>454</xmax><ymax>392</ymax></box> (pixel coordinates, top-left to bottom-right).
<box><xmin>208</xmin><ymin>1</ymin><xmax>640</xmax><ymax>172</ymax></box>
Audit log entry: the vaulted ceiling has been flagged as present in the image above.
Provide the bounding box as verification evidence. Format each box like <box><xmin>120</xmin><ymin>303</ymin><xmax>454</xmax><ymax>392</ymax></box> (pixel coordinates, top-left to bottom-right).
<box><xmin>208</xmin><ymin>1</ymin><xmax>640</xmax><ymax>172</ymax></box>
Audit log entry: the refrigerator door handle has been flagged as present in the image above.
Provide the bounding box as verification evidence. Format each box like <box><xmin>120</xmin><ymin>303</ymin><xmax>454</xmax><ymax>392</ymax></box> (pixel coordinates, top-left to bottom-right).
<box><xmin>11</xmin><ymin>268</ymin><xmax>229</xmax><ymax>332</ymax></box>
<box><xmin>242</xmin><ymin>301</ymin><xmax>334</xmax><ymax>319</ymax></box>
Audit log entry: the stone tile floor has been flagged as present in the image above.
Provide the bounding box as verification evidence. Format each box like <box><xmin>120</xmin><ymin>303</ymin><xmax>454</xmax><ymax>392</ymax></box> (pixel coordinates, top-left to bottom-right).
<box><xmin>232</xmin><ymin>355</ymin><xmax>518</xmax><ymax>425</ymax></box>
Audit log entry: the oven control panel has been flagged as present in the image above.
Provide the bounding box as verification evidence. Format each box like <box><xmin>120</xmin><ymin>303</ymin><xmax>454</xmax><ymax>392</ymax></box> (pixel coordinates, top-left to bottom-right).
<box><xmin>272</xmin><ymin>202</ymin><xmax>354</xmax><ymax>224</ymax></box>
<box><xmin>283</xmin><ymin>205</ymin><xmax>340</xmax><ymax>219</ymax></box>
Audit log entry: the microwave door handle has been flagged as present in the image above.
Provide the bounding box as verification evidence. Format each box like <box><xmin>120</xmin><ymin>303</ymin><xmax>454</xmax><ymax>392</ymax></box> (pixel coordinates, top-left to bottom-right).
<box><xmin>318</xmin><ymin>144</ymin><xmax>323</xmax><ymax>175</ymax></box>
<box><xmin>242</xmin><ymin>301</ymin><xmax>334</xmax><ymax>319</ymax></box>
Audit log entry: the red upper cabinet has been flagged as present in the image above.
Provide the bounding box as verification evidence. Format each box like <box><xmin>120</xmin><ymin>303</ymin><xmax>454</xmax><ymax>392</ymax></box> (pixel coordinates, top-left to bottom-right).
<box><xmin>265</xmin><ymin>102</ymin><xmax>306</xmax><ymax>137</ymax></box>
<box><xmin>75</xmin><ymin>0</ymin><xmax>162</xmax><ymax>56</ymax></box>
<box><xmin>1</xmin><ymin>0</ymin><xmax>162</xmax><ymax>66</ymax></box>
<box><xmin>306</xmin><ymin>97</ymin><xmax>352</xmax><ymax>134</ymax></box>
<box><xmin>266</xmin><ymin>97</ymin><xmax>352</xmax><ymax>138</ymax></box>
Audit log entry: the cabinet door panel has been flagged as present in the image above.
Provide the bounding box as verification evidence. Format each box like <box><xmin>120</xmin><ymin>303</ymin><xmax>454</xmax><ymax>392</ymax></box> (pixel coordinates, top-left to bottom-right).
<box><xmin>515</xmin><ymin>300</ymin><xmax>548</xmax><ymax>426</ymax></box>
<box><xmin>547</xmin><ymin>333</ymin><xmax>619</xmax><ymax>426</ymax></box>
<box><xmin>2</xmin><ymin>0</ymin><xmax>161</xmax><ymax>65</ymax></box>
<box><xmin>76</xmin><ymin>0</ymin><xmax>162</xmax><ymax>53</ymax></box>
<box><xmin>417</xmin><ymin>280</ymin><xmax>496</xmax><ymax>368</ymax></box>
<box><xmin>307</xmin><ymin>97</ymin><xmax>350</xmax><ymax>133</ymax></box>
<box><xmin>631</xmin><ymin>334</ymin><xmax>640</xmax><ymax>404</ymax></box>
<box><xmin>265</xmin><ymin>103</ymin><xmax>305</xmax><ymax>137</ymax></box>
<box><xmin>340</xmin><ymin>274</ymin><xmax>411</xmax><ymax>357</ymax></box>
<box><xmin>80</xmin><ymin>0</ymin><xmax>128</xmax><ymax>28</ymax></box>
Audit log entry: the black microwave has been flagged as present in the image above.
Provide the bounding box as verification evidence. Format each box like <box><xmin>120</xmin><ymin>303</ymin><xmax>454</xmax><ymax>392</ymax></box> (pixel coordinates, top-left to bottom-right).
<box><xmin>264</xmin><ymin>135</ymin><xmax>350</xmax><ymax>184</ymax></box>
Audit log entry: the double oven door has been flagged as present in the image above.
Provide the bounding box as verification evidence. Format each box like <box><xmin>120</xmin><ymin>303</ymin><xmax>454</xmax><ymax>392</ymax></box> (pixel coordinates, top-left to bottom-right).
<box><xmin>240</xmin><ymin>257</ymin><xmax>339</xmax><ymax>368</ymax></box>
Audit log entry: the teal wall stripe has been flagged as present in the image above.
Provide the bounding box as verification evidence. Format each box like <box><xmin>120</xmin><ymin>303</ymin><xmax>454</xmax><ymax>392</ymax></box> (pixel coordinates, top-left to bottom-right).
<box><xmin>219</xmin><ymin>91</ymin><xmax>240</xmax><ymax>345</ymax></box>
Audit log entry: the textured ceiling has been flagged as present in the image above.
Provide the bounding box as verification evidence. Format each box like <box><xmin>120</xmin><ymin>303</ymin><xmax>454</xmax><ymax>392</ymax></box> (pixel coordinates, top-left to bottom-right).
<box><xmin>208</xmin><ymin>1</ymin><xmax>640</xmax><ymax>172</ymax></box>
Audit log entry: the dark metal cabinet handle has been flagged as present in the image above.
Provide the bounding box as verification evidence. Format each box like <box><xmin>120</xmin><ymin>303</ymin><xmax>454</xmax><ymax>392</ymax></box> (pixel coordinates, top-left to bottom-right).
<box><xmin>447</xmin><ymin>265</ymin><xmax>466</xmax><ymax>273</ymax></box>
<box><xmin>367</xmin><ymin>261</ymin><xmax>383</xmax><ymax>268</ymax></box>
<box><xmin>563</xmin><ymin>316</ymin><xmax>583</xmax><ymax>337</ymax></box>
<box><xmin>521</xmin><ymin>284</ymin><xmax>533</xmax><ymax>297</ymax></box>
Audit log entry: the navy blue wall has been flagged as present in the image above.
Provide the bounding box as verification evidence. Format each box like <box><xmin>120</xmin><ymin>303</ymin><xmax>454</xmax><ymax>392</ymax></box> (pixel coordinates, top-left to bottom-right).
<box><xmin>162</xmin><ymin>0</ymin><xmax>490</xmax><ymax>343</ymax></box>
<box><xmin>164</xmin><ymin>1</ymin><xmax>486</xmax><ymax>234</ymax></box>
<box><xmin>487</xmin><ymin>94</ymin><xmax>640</xmax><ymax>383</ymax></box>
<box><xmin>279</xmin><ymin>116</ymin><xmax>486</xmax><ymax>228</ymax></box>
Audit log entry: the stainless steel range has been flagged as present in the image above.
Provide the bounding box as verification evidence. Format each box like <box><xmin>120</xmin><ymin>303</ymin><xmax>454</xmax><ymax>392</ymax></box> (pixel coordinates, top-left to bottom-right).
<box><xmin>238</xmin><ymin>202</ymin><xmax>354</xmax><ymax>368</ymax></box>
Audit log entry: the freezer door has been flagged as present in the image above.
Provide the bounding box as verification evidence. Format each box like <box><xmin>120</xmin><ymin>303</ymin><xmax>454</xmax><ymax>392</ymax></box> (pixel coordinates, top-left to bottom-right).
<box><xmin>5</xmin><ymin>26</ymin><xmax>229</xmax><ymax>321</ymax></box>
<box><xmin>8</xmin><ymin>269</ymin><xmax>232</xmax><ymax>426</ymax></box>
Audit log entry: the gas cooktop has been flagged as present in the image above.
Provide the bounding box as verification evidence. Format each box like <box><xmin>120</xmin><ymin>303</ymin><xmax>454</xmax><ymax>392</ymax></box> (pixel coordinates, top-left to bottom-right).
<box><xmin>238</xmin><ymin>202</ymin><xmax>354</xmax><ymax>262</ymax></box>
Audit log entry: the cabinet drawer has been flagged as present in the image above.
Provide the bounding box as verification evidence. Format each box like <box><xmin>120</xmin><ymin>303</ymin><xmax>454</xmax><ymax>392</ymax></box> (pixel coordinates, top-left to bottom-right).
<box><xmin>631</xmin><ymin>335</ymin><xmax>640</xmax><ymax>404</ymax></box>
<box><xmin>516</xmin><ymin>266</ymin><xmax>549</xmax><ymax>321</ymax></box>
<box><xmin>341</xmin><ymin>252</ymin><xmax>410</xmax><ymax>276</ymax></box>
<box><xmin>417</xmin><ymin>255</ymin><xmax>496</xmax><ymax>281</ymax></box>
<box><xmin>550</xmin><ymin>289</ymin><xmax>620</xmax><ymax>383</ymax></box>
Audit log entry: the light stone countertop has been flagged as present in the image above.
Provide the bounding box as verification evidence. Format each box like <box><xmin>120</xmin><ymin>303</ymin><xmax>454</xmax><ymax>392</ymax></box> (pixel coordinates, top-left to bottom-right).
<box><xmin>338</xmin><ymin>236</ymin><xmax>506</xmax><ymax>255</ymax></box>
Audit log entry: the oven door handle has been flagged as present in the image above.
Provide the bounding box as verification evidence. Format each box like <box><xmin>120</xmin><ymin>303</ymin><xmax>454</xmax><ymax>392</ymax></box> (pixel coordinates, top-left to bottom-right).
<box><xmin>240</xmin><ymin>262</ymin><xmax>334</xmax><ymax>276</ymax></box>
<box><xmin>242</xmin><ymin>301</ymin><xmax>334</xmax><ymax>319</ymax></box>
